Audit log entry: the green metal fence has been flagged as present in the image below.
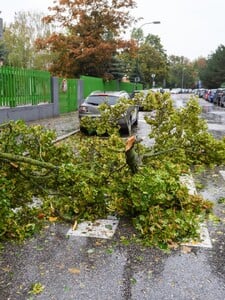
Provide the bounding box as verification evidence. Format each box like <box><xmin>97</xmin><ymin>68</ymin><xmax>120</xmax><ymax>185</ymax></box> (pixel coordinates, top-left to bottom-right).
<box><xmin>81</xmin><ymin>75</ymin><xmax>143</xmax><ymax>96</ymax></box>
<box><xmin>0</xmin><ymin>66</ymin><xmax>51</xmax><ymax>108</ymax></box>
<box><xmin>0</xmin><ymin>67</ymin><xmax>143</xmax><ymax>114</ymax></box>
<box><xmin>60</xmin><ymin>76</ymin><xmax>143</xmax><ymax>113</ymax></box>
<box><xmin>80</xmin><ymin>76</ymin><xmax>105</xmax><ymax>98</ymax></box>
<box><xmin>58</xmin><ymin>78</ymin><xmax>78</xmax><ymax>113</ymax></box>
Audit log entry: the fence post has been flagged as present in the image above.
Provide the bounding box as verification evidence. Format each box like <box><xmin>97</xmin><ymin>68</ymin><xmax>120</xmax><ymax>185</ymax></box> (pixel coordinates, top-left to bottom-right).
<box><xmin>51</xmin><ymin>77</ymin><xmax>59</xmax><ymax>117</ymax></box>
<box><xmin>77</xmin><ymin>79</ymin><xmax>84</xmax><ymax>106</ymax></box>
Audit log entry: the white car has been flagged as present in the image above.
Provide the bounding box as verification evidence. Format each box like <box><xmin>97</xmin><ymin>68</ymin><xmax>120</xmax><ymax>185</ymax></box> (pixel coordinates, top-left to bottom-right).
<box><xmin>170</xmin><ymin>88</ymin><xmax>182</xmax><ymax>94</ymax></box>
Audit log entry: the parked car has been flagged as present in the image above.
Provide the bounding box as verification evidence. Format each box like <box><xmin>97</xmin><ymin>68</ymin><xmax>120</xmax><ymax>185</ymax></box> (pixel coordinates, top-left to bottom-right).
<box><xmin>203</xmin><ymin>89</ymin><xmax>210</xmax><ymax>101</ymax></box>
<box><xmin>218</xmin><ymin>90</ymin><xmax>225</xmax><ymax>107</ymax></box>
<box><xmin>78</xmin><ymin>90</ymin><xmax>139</xmax><ymax>132</ymax></box>
<box><xmin>197</xmin><ymin>88</ymin><xmax>207</xmax><ymax>98</ymax></box>
<box><xmin>207</xmin><ymin>89</ymin><xmax>217</xmax><ymax>103</ymax></box>
<box><xmin>162</xmin><ymin>88</ymin><xmax>171</xmax><ymax>94</ymax></box>
<box><xmin>213</xmin><ymin>88</ymin><xmax>225</xmax><ymax>106</ymax></box>
<box><xmin>130</xmin><ymin>89</ymin><xmax>151</xmax><ymax>111</ymax></box>
<box><xmin>170</xmin><ymin>88</ymin><xmax>182</xmax><ymax>94</ymax></box>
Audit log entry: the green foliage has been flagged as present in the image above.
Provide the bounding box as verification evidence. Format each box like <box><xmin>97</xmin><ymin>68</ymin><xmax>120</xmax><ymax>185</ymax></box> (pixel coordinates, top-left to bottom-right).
<box><xmin>138</xmin><ymin>43</ymin><xmax>168</xmax><ymax>86</ymax></box>
<box><xmin>144</xmin><ymin>93</ymin><xmax>225</xmax><ymax>166</ymax></box>
<box><xmin>130</xmin><ymin>29</ymin><xmax>168</xmax><ymax>87</ymax></box>
<box><xmin>80</xmin><ymin>97</ymin><xmax>137</xmax><ymax>135</ymax></box>
<box><xmin>0</xmin><ymin>120</ymin><xmax>72</xmax><ymax>240</ymax></box>
<box><xmin>3</xmin><ymin>11</ymin><xmax>55</xmax><ymax>69</ymax></box>
<box><xmin>218</xmin><ymin>197</ymin><xmax>225</xmax><ymax>204</ymax></box>
<box><xmin>133</xmin><ymin>90</ymin><xmax>160</xmax><ymax>111</ymax></box>
<box><xmin>36</xmin><ymin>0</ymin><xmax>136</xmax><ymax>78</ymax></box>
<box><xmin>108</xmin><ymin>162</ymin><xmax>212</xmax><ymax>247</ymax></box>
<box><xmin>107</xmin><ymin>56</ymin><xmax>128</xmax><ymax>80</ymax></box>
<box><xmin>199</xmin><ymin>45</ymin><xmax>225</xmax><ymax>88</ymax></box>
<box><xmin>29</xmin><ymin>282</ymin><xmax>45</xmax><ymax>295</ymax></box>
<box><xmin>167</xmin><ymin>55</ymin><xmax>197</xmax><ymax>89</ymax></box>
<box><xmin>1</xmin><ymin>93</ymin><xmax>224</xmax><ymax>247</ymax></box>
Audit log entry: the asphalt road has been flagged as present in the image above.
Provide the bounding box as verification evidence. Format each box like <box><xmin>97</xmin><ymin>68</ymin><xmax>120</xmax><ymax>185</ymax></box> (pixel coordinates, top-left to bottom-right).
<box><xmin>1</xmin><ymin>95</ymin><xmax>225</xmax><ymax>300</ymax></box>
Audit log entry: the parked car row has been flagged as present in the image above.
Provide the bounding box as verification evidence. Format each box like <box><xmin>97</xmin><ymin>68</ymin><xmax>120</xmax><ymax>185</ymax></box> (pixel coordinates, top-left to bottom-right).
<box><xmin>199</xmin><ymin>88</ymin><xmax>225</xmax><ymax>107</ymax></box>
<box><xmin>79</xmin><ymin>85</ymin><xmax>216</xmax><ymax>134</ymax></box>
<box><xmin>170</xmin><ymin>88</ymin><xmax>193</xmax><ymax>94</ymax></box>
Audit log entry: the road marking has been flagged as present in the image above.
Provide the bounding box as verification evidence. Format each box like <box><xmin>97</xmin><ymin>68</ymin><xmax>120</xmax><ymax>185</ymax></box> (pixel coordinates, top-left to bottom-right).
<box><xmin>180</xmin><ymin>174</ymin><xmax>212</xmax><ymax>248</ymax></box>
<box><xmin>66</xmin><ymin>174</ymin><xmax>212</xmax><ymax>246</ymax></box>
<box><xmin>219</xmin><ymin>170</ymin><xmax>225</xmax><ymax>180</ymax></box>
<box><xmin>180</xmin><ymin>173</ymin><xmax>197</xmax><ymax>195</ymax></box>
<box><xmin>181</xmin><ymin>222</ymin><xmax>212</xmax><ymax>248</ymax></box>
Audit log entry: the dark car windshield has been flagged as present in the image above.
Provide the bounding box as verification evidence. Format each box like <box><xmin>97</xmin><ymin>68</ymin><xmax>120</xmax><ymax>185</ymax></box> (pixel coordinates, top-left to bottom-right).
<box><xmin>86</xmin><ymin>95</ymin><xmax>118</xmax><ymax>105</ymax></box>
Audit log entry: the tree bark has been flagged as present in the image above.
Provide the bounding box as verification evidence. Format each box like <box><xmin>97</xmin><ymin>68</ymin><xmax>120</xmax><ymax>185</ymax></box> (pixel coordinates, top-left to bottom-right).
<box><xmin>0</xmin><ymin>152</ymin><xmax>57</xmax><ymax>170</ymax></box>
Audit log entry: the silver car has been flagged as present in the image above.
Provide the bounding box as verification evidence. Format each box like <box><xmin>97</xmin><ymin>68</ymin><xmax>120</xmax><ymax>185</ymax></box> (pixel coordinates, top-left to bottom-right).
<box><xmin>78</xmin><ymin>90</ymin><xmax>139</xmax><ymax>132</ymax></box>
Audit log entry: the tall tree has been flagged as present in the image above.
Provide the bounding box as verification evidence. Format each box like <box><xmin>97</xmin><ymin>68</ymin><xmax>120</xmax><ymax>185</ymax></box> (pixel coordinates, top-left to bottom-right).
<box><xmin>3</xmin><ymin>11</ymin><xmax>55</xmax><ymax>69</ymax></box>
<box><xmin>131</xmin><ymin>28</ymin><xmax>168</xmax><ymax>87</ymax></box>
<box><xmin>193</xmin><ymin>57</ymin><xmax>207</xmax><ymax>89</ymax></box>
<box><xmin>0</xmin><ymin>42</ymin><xmax>7</xmax><ymax>64</ymax></box>
<box><xmin>199</xmin><ymin>45</ymin><xmax>225</xmax><ymax>88</ymax></box>
<box><xmin>36</xmin><ymin>0</ymin><xmax>137</xmax><ymax>78</ymax></box>
<box><xmin>138</xmin><ymin>43</ymin><xmax>168</xmax><ymax>87</ymax></box>
<box><xmin>167</xmin><ymin>55</ymin><xmax>197</xmax><ymax>89</ymax></box>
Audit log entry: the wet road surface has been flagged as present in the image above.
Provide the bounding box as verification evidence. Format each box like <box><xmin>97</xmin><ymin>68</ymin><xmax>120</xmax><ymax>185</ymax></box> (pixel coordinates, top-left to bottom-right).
<box><xmin>1</xmin><ymin>94</ymin><xmax>225</xmax><ymax>300</ymax></box>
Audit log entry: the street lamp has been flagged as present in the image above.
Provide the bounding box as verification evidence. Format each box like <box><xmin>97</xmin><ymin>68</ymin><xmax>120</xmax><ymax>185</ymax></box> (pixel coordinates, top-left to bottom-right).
<box><xmin>137</xmin><ymin>21</ymin><xmax>161</xmax><ymax>43</ymax></box>
<box><xmin>181</xmin><ymin>67</ymin><xmax>186</xmax><ymax>90</ymax></box>
<box><xmin>139</xmin><ymin>21</ymin><xmax>161</xmax><ymax>29</ymax></box>
<box><xmin>151</xmin><ymin>74</ymin><xmax>156</xmax><ymax>88</ymax></box>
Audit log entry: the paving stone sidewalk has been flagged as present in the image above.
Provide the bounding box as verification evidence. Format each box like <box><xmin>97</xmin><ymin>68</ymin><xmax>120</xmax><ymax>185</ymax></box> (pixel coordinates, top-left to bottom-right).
<box><xmin>27</xmin><ymin>111</ymin><xmax>80</xmax><ymax>137</ymax></box>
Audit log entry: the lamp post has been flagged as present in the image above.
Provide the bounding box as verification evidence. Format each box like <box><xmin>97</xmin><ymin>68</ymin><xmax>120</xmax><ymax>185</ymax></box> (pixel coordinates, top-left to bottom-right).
<box><xmin>137</xmin><ymin>21</ymin><xmax>161</xmax><ymax>45</ymax></box>
<box><xmin>181</xmin><ymin>67</ymin><xmax>185</xmax><ymax>90</ymax></box>
<box><xmin>151</xmin><ymin>74</ymin><xmax>156</xmax><ymax>88</ymax></box>
<box><xmin>136</xmin><ymin>21</ymin><xmax>161</xmax><ymax>86</ymax></box>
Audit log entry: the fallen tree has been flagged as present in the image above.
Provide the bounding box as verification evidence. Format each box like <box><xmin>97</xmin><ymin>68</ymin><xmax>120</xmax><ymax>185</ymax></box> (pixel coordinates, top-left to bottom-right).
<box><xmin>1</xmin><ymin>93</ymin><xmax>224</xmax><ymax>248</ymax></box>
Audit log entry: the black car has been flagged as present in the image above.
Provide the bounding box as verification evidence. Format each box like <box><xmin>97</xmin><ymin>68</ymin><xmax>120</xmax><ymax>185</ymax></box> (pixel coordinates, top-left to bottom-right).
<box><xmin>213</xmin><ymin>88</ymin><xmax>225</xmax><ymax>106</ymax></box>
<box><xmin>218</xmin><ymin>90</ymin><xmax>225</xmax><ymax>107</ymax></box>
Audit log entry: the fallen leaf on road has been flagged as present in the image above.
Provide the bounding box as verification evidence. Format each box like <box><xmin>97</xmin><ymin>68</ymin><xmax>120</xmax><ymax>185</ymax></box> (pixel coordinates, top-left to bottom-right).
<box><xmin>1</xmin><ymin>266</ymin><xmax>11</xmax><ymax>272</ymax></box>
<box><xmin>181</xmin><ymin>246</ymin><xmax>192</xmax><ymax>253</ymax></box>
<box><xmin>68</xmin><ymin>268</ymin><xmax>80</xmax><ymax>274</ymax></box>
<box><xmin>48</xmin><ymin>216</ymin><xmax>58</xmax><ymax>222</ymax></box>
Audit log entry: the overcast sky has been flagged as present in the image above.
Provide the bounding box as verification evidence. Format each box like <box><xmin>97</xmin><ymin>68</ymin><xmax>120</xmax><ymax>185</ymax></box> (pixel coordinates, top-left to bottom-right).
<box><xmin>1</xmin><ymin>0</ymin><xmax>225</xmax><ymax>61</ymax></box>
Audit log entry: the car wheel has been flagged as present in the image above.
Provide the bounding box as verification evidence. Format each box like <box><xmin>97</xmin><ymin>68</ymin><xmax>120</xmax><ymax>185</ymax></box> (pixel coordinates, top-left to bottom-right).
<box><xmin>133</xmin><ymin>111</ymin><xmax>139</xmax><ymax>126</ymax></box>
<box><xmin>80</xmin><ymin>126</ymin><xmax>87</xmax><ymax>133</ymax></box>
<box><xmin>221</xmin><ymin>97</ymin><xmax>225</xmax><ymax>107</ymax></box>
<box><xmin>126</xmin><ymin>118</ymin><xmax>132</xmax><ymax>135</ymax></box>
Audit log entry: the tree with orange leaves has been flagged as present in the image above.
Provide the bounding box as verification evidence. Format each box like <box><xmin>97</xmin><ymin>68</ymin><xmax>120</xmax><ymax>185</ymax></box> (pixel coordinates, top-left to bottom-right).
<box><xmin>35</xmin><ymin>0</ymin><xmax>137</xmax><ymax>79</ymax></box>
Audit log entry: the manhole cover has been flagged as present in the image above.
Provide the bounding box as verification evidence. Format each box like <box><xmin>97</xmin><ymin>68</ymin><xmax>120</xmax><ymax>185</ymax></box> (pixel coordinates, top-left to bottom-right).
<box><xmin>66</xmin><ymin>217</ymin><xmax>119</xmax><ymax>239</ymax></box>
